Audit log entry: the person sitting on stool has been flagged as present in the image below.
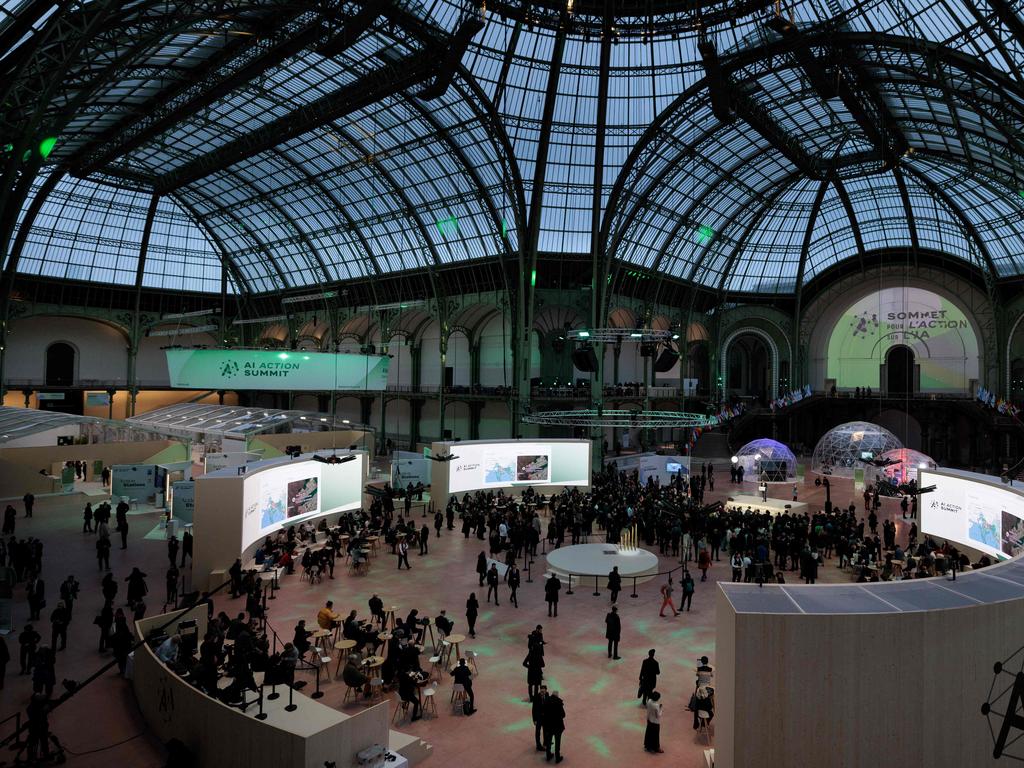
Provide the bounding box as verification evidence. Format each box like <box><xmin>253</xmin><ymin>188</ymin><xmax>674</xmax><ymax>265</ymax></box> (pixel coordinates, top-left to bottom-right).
<box><xmin>451</xmin><ymin>657</ymin><xmax>476</xmax><ymax>714</ymax></box>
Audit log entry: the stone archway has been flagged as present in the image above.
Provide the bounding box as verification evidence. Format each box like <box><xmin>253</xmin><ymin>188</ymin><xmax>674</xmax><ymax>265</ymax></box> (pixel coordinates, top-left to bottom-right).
<box><xmin>721</xmin><ymin>327</ymin><xmax>779</xmax><ymax>400</ymax></box>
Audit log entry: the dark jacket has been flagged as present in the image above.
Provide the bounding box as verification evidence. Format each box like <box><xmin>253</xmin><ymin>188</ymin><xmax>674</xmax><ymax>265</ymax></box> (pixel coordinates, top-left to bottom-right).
<box><xmin>531</xmin><ymin>692</ymin><xmax>548</xmax><ymax>722</ymax></box>
<box><xmin>605</xmin><ymin>612</ymin><xmax>621</xmax><ymax>641</ymax></box>
<box><xmin>544</xmin><ymin>576</ymin><xmax>561</xmax><ymax>603</ymax></box>
<box><xmin>543</xmin><ymin>695</ymin><xmax>565</xmax><ymax>734</ymax></box>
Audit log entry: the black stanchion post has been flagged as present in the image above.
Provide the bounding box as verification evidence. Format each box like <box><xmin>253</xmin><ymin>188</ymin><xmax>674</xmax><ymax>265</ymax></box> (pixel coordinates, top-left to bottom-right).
<box><xmin>311</xmin><ymin>663</ymin><xmax>324</xmax><ymax>699</ymax></box>
<box><xmin>566</xmin><ymin>574</ymin><xmax>573</xmax><ymax>595</ymax></box>
<box><xmin>593</xmin><ymin>575</ymin><xmax>600</xmax><ymax>597</ymax></box>
<box><xmin>255</xmin><ymin>684</ymin><xmax>268</xmax><ymax>720</ymax></box>
<box><xmin>631</xmin><ymin>576</ymin><xmax>638</xmax><ymax>598</ymax></box>
<box><xmin>285</xmin><ymin>682</ymin><xmax>297</xmax><ymax>712</ymax></box>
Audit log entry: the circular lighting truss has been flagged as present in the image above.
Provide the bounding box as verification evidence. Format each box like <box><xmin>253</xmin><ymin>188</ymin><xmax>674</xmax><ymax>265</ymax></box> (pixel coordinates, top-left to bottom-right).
<box><xmin>565</xmin><ymin>328</ymin><xmax>677</xmax><ymax>343</ymax></box>
<box><xmin>521</xmin><ymin>409</ymin><xmax>712</xmax><ymax>428</ymax></box>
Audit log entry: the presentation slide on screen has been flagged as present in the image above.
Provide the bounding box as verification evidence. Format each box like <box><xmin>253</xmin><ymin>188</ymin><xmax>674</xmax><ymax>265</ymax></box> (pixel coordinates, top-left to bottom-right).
<box><xmin>166</xmin><ymin>348</ymin><xmax>390</xmax><ymax>391</ymax></box>
<box><xmin>826</xmin><ymin>288</ymin><xmax>979</xmax><ymax>391</ymax></box>
<box><xmin>448</xmin><ymin>441</ymin><xmax>590</xmax><ymax>494</ymax></box>
<box><xmin>241</xmin><ymin>458</ymin><xmax>362</xmax><ymax>550</ymax></box>
<box><xmin>919</xmin><ymin>470</ymin><xmax>1024</xmax><ymax>561</ymax></box>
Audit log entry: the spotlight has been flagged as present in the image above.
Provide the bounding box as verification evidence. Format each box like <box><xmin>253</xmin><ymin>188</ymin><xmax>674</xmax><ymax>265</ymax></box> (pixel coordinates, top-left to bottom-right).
<box><xmin>731</xmin><ymin>456</ymin><xmax>738</xmax><ymax>464</ymax></box>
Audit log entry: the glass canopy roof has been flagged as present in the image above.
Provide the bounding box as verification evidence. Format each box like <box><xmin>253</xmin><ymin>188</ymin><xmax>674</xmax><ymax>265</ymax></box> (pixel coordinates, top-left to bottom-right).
<box><xmin>8</xmin><ymin>0</ymin><xmax>1024</xmax><ymax>295</ymax></box>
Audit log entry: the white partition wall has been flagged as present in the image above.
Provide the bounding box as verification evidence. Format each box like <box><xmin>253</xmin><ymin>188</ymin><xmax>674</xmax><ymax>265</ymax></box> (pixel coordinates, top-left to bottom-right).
<box><xmin>192</xmin><ymin>451</ymin><xmax>366</xmax><ymax>589</ymax></box>
<box><xmin>430</xmin><ymin>439</ymin><xmax>591</xmax><ymax>502</ymax></box>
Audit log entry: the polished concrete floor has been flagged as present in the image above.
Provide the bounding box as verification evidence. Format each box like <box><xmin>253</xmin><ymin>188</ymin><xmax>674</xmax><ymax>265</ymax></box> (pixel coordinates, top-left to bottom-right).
<box><xmin>0</xmin><ymin>469</ymin><xmax>912</xmax><ymax>767</ymax></box>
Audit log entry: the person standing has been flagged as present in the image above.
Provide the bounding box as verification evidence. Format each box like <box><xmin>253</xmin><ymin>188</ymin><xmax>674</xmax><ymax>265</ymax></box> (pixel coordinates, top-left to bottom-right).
<box><xmin>658</xmin><ymin>577</ymin><xmax>678</xmax><ymax>618</ymax></box>
<box><xmin>49</xmin><ymin>601</ymin><xmax>69</xmax><ymax>652</ymax></box>
<box><xmin>544</xmin><ymin>573</ymin><xmax>561</xmax><ymax>617</ymax></box>
<box><xmin>434</xmin><ymin>511</ymin><xmax>443</xmax><ymax>538</ymax></box>
<box><xmin>607</xmin><ymin>566</ymin><xmax>621</xmax><ymax>604</ymax></box>
<box><xmin>698</xmin><ymin>547</ymin><xmax>712</xmax><ymax>582</ymax></box>
<box><xmin>638</xmin><ymin>649</ymin><xmax>660</xmax><ymax>705</ymax></box>
<box><xmin>524</xmin><ymin>644</ymin><xmax>544</xmax><ymax>700</ymax></box>
<box><xmin>531</xmin><ymin>685</ymin><xmax>549</xmax><ymax>752</ymax></box>
<box><xmin>96</xmin><ymin>535</ymin><xmax>111</xmax><ymax>572</ymax></box>
<box><xmin>2</xmin><ymin>504</ymin><xmax>14</xmax><ymax>535</ymax></box>
<box><xmin>26</xmin><ymin>573</ymin><xmax>45</xmax><ymax>621</ymax></box>
<box><xmin>508</xmin><ymin>564</ymin><xmax>520</xmax><ymax>608</ymax></box>
<box><xmin>82</xmin><ymin>503</ymin><xmax>93</xmax><ymax>533</ymax></box>
<box><xmin>543</xmin><ymin>690</ymin><xmax>565</xmax><ymax>763</ymax></box>
<box><xmin>476</xmin><ymin>551</ymin><xmax>488</xmax><ymax>586</ymax></box>
<box><xmin>486</xmin><ymin>564</ymin><xmax>500</xmax><ymax>605</ymax></box>
<box><xmin>681</xmin><ymin>570</ymin><xmax>696</xmax><ymax>611</ymax></box>
<box><xmin>181</xmin><ymin>529</ymin><xmax>193</xmax><ymax>567</ymax></box>
<box><xmin>419</xmin><ymin>523</ymin><xmax>429</xmax><ymax>555</ymax></box>
<box><xmin>466</xmin><ymin>592</ymin><xmax>479</xmax><ymax>638</ymax></box>
<box><xmin>644</xmin><ymin>691</ymin><xmax>664</xmax><ymax>753</ymax></box>
<box><xmin>19</xmin><ymin>625</ymin><xmax>40</xmax><ymax>675</ymax></box>
<box><xmin>605</xmin><ymin>605</ymin><xmax>621</xmax><ymax>660</ymax></box>
<box><xmin>397</xmin><ymin>539</ymin><xmax>411</xmax><ymax>569</ymax></box>
<box><xmin>23</xmin><ymin>492</ymin><xmax>34</xmax><ymax>519</ymax></box>
<box><xmin>96</xmin><ymin>600</ymin><xmax>113</xmax><ymax>652</ymax></box>
<box><xmin>116</xmin><ymin>499</ymin><xmax>129</xmax><ymax>549</ymax></box>
<box><xmin>167</xmin><ymin>535</ymin><xmax>179</xmax><ymax>567</ymax></box>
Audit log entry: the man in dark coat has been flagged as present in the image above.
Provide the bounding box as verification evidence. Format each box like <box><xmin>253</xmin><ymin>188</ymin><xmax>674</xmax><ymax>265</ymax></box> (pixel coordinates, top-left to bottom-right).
<box><xmin>543</xmin><ymin>691</ymin><xmax>566</xmax><ymax>763</ymax></box>
<box><xmin>638</xmin><ymin>649</ymin><xmax>660</xmax><ymax>705</ymax></box>
<box><xmin>544</xmin><ymin>574</ymin><xmax>561</xmax><ymax>617</ymax></box>
<box><xmin>605</xmin><ymin>606</ymin><xmax>621</xmax><ymax>659</ymax></box>
<box><xmin>607</xmin><ymin>566</ymin><xmax>622</xmax><ymax>604</ymax></box>
<box><xmin>531</xmin><ymin>685</ymin><xmax>549</xmax><ymax>752</ymax></box>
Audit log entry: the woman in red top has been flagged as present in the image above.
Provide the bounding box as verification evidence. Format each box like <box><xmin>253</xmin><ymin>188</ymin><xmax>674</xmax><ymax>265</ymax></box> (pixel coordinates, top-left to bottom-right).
<box><xmin>697</xmin><ymin>548</ymin><xmax>712</xmax><ymax>582</ymax></box>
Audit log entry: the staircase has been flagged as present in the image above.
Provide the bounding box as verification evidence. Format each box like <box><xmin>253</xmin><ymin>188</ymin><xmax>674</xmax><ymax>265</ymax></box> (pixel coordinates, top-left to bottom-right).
<box><xmin>690</xmin><ymin>430</ymin><xmax>731</xmax><ymax>460</ymax></box>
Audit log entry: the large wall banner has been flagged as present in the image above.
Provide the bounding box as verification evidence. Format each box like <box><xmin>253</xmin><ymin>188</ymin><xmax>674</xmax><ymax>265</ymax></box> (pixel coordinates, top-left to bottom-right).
<box><xmin>826</xmin><ymin>287</ymin><xmax>979</xmax><ymax>392</ymax></box>
<box><xmin>165</xmin><ymin>349</ymin><xmax>390</xmax><ymax>391</ymax></box>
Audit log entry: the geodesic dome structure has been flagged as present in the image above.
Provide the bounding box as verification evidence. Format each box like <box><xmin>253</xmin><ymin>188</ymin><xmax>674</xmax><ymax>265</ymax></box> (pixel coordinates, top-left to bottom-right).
<box><xmin>810</xmin><ymin>422</ymin><xmax>903</xmax><ymax>478</ymax></box>
<box><xmin>876</xmin><ymin>448</ymin><xmax>937</xmax><ymax>485</ymax></box>
<box><xmin>733</xmin><ymin>439</ymin><xmax>797</xmax><ymax>483</ymax></box>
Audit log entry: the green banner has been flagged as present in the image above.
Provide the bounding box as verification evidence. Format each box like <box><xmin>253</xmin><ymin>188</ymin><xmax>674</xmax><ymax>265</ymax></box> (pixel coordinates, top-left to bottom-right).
<box><xmin>165</xmin><ymin>349</ymin><xmax>390</xmax><ymax>391</ymax></box>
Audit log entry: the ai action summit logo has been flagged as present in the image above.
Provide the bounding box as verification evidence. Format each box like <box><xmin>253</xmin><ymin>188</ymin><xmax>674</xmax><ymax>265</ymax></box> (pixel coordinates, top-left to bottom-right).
<box><xmin>220</xmin><ymin>360</ymin><xmax>240</xmax><ymax>378</ymax></box>
<box><xmin>983</xmin><ymin>644</ymin><xmax>1024</xmax><ymax>759</ymax></box>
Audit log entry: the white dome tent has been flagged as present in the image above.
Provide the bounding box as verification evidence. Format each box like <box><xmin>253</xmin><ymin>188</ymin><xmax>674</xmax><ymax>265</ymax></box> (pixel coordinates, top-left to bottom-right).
<box><xmin>810</xmin><ymin>421</ymin><xmax>903</xmax><ymax>478</ymax></box>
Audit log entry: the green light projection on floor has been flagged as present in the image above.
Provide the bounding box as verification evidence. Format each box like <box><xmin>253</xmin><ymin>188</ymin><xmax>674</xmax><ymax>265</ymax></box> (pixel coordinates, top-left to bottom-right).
<box><xmin>504</xmin><ymin>696</ymin><xmax>532</xmax><ymax>708</ymax></box>
<box><xmin>619</xmin><ymin>720</ymin><xmax>646</xmax><ymax>732</ymax></box>
<box><xmin>502</xmin><ymin>718</ymin><xmax>535</xmax><ymax>733</ymax></box>
<box><xmin>581</xmin><ymin>643</ymin><xmax>609</xmax><ymax>654</ymax></box>
<box><xmin>587</xmin><ymin>735</ymin><xmax>613</xmax><ymax>758</ymax></box>
<box><xmin>469</xmin><ymin>644</ymin><xmax>497</xmax><ymax>656</ymax></box>
<box><xmin>590</xmin><ymin>676</ymin><xmax>610</xmax><ymax>694</ymax></box>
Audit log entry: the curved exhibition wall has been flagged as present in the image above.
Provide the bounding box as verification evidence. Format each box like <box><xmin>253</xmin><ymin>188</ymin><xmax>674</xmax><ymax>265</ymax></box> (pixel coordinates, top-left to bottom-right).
<box><xmin>714</xmin><ymin>469</ymin><xmax>1024</xmax><ymax>768</ymax></box>
<box><xmin>430</xmin><ymin>439</ymin><xmax>591</xmax><ymax>501</ymax></box>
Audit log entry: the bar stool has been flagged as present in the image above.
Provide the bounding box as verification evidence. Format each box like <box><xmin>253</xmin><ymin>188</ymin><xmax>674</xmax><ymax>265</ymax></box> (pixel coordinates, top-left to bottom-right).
<box><xmin>450</xmin><ymin>683</ymin><xmax>468</xmax><ymax>713</ymax></box>
<box><xmin>392</xmin><ymin>699</ymin><xmax>411</xmax><ymax>723</ymax></box>
<box><xmin>343</xmin><ymin>684</ymin><xmax>361</xmax><ymax>705</ymax></box>
<box><xmin>421</xmin><ymin>682</ymin><xmax>438</xmax><ymax>719</ymax></box>
<box><xmin>383</xmin><ymin>607</ymin><xmax>398</xmax><ymax>631</ymax></box>
<box><xmin>697</xmin><ymin>711</ymin><xmax>713</xmax><ymax>745</ymax></box>
<box><xmin>368</xmin><ymin>677</ymin><xmax>385</xmax><ymax>705</ymax></box>
<box><xmin>429</xmin><ymin>654</ymin><xmax>443</xmax><ymax>678</ymax></box>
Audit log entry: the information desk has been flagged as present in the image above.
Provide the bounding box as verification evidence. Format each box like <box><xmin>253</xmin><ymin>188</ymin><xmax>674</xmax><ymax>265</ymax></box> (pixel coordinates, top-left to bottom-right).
<box><xmin>132</xmin><ymin>606</ymin><xmax>401</xmax><ymax>768</ymax></box>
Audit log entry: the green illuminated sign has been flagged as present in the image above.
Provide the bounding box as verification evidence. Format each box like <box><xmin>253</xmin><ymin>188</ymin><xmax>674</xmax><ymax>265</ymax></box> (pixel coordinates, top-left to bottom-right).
<box><xmin>436</xmin><ymin>215</ymin><xmax>459</xmax><ymax>236</ymax></box>
<box><xmin>696</xmin><ymin>224</ymin><xmax>715</xmax><ymax>244</ymax></box>
<box><xmin>165</xmin><ymin>349</ymin><xmax>390</xmax><ymax>391</ymax></box>
<box><xmin>39</xmin><ymin>137</ymin><xmax>57</xmax><ymax>159</ymax></box>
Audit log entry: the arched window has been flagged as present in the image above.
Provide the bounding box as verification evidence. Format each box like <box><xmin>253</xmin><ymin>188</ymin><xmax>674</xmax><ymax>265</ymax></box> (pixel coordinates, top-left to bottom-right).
<box><xmin>45</xmin><ymin>342</ymin><xmax>76</xmax><ymax>386</ymax></box>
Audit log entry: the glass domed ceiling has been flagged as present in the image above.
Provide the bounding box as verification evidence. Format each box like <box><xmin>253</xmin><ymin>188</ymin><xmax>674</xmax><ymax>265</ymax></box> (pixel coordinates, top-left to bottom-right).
<box><xmin>8</xmin><ymin>0</ymin><xmax>1024</xmax><ymax>294</ymax></box>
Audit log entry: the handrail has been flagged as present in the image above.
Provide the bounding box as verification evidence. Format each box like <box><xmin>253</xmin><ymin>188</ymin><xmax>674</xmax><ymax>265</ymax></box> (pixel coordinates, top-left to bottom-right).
<box><xmin>0</xmin><ymin>577</ymin><xmax>233</xmax><ymax>751</ymax></box>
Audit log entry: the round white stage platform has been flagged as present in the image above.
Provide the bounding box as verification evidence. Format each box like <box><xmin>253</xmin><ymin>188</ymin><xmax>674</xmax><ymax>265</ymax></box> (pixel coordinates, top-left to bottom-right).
<box><xmin>545</xmin><ymin>543</ymin><xmax>660</xmax><ymax>584</ymax></box>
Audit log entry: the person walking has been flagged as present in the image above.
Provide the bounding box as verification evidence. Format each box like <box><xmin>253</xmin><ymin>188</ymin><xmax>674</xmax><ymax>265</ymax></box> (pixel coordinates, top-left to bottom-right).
<box><xmin>167</xmin><ymin>535</ymin><xmax>179</xmax><ymax>567</ymax></box>
<box><xmin>644</xmin><ymin>691</ymin><xmax>664</xmax><ymax>753</ymax></box>
<box><xmin>697</xmin><ymin>547</ymin><xmax>711</xmax><ymax>581</ymax></box>
<box><xmin>18</xmin><ymin>625</ymin><xmax>39</xmax><ymax>675</ymax></box>
<box><xmin>681</xmin><ymin>570</ymin><xmax>696</xmax><ymax>611</ymax></box>
<box><xmin>26</xmin><ymin>574</ymin><xmax>45</xmax><ymax>621</ymax></box>
<box><xmin>605</xmin><ymin>605</ymin><xmax>621</xmax><ymax>659</ymax></box>
<box><xmin>466</xmin><ymin>592</ymin><xmax>479</xmax><ymax>638</ymax></box>
<box><xmin>2</xmin><ymin>504</ymin><xmax>15</xmax><ymax>535</ymax></box>
<box><xmin>23</xmin><ymin>492</ymin><xmax>34</xmax><ymax>519</ymax></box>
<box><xmin>82</xmin><ymin>503</ymin><xmax>93</xmax><ymax>533</ymax></box>
<box><xmin>531</xmin><ymin>685</ymin><xmax>549</xmax><ymax>752</ymax></box>
<box><xmin>543</xmin><ymin>690</ymin><xmax>565</xmax><ymax>763</ymax></box>
<box><xmin>397</xmin><ymin>539</ymin><xmax>411</xmax><ymax>569</ymax></box>
<box><xmin>95</xmin><ymin>600</ymin><xmax>113</xmax><ymax>652</ymax></box>
<box><xmin>486</xmin><ymin>564</ymin><xmax>500</xmax><ymax>605</ymax></box>
<box><xmin>508</xmin><ymin>563</ymin><xmax>520</xmax><ymax>607</ymax></box>
<box><xmin>181</xmin><ymin>529</ymin><xmax>193</xmax><ymax>567</ymax></box>
<box><xmin>638</xmin><ymin>649</ymin><xmax>660</xmax><ymax>705</ymax></box>
<box><xmin>658</xmin><ymin>577</ymin><xmax>678</xmax><ymax>618</ymax></box>
<box><xmin>125</xmin><ymin>567</ymin><xmax>148</xmax><ymax>608</ymax></box>
<box><xmin>115</xmin><ymin>500</ymin><xmax>129</xmax><ymax>549</ymax></box>
<box><xmin>544</xmin><ymin>573</ymin><xmax>561</xmax><ymax>617</ymax></box>
<box><xmin>607</xmin><ymin>566</ymin><xmax>621</xmax><ymax>604</ymax></box>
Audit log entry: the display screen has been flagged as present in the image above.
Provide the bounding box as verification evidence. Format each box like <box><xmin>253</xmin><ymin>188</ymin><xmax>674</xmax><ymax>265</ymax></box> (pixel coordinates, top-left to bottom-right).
<box><xmin>448</xmin><ymin>441</ymin><xmax>590</xmax><ymax>494</ymax></box>
<box><xmin>242</xmin><ymin>458</ymin><xmax>362</xmax><ymax>551</ymax></box>
<box><xmin>166</xmin><ymin>348</ymin><xmax>389</xmax><ymax>391</ymax></box>
<box><xmin>826</xmin><ymin>287</ymin><xmax>979</xmax><ymax>391</ymax></box>
<box><xmin>919</xmin><ymin>470</ymin><xmax>1024</xmax><ymax>561</ymax></box>
<box><xmin>666</xmin><ymin>462</ymin><xmax>682</xmax><ymax>473</ymax></box>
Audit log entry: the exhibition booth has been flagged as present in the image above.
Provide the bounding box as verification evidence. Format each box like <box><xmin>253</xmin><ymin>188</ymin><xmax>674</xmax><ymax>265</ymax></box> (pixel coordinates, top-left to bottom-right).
<box><xmin>132</xmin><ymin>605</ymin><xmax>428</xmax><ymax>768</ymax></box>
<box><xmin>604</xmin><ymin>452</ymin><xmax>689</xmax><ymax>485</ymax></box>
<box><xmin>714</xmin><ymin>467</ymin><xmax>1024</xmax><ymax>768</ymax></box>
<box><xmin>192</xmin><ymin>451</ymin><xmax>368</xmax><ymax>590</ymax></box>
<box><xmin>429</xmin><ymin>438</ymin><xmax>592</xmax><ymax>503</ymax></box>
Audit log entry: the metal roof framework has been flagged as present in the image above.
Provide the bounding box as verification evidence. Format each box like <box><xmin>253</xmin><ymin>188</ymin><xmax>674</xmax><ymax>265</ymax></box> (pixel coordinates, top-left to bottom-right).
<box><xmin>125</xmin><ymin>402</ymin><xmax>367</xmax><ymax>438</ymax></box>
